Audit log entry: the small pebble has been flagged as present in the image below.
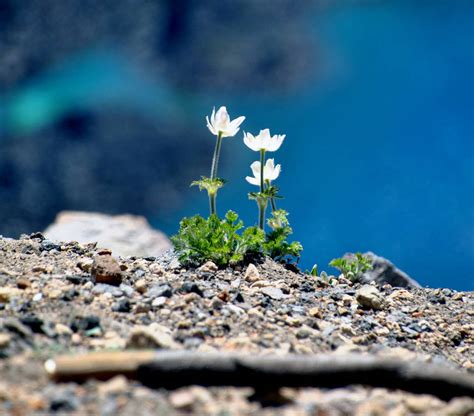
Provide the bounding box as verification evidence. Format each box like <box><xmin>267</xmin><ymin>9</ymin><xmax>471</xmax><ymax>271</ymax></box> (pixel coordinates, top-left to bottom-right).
<box><xmin>244</xmin><ymin>263</ymin><xmax>260</xmax><ymax>282</ymax></box>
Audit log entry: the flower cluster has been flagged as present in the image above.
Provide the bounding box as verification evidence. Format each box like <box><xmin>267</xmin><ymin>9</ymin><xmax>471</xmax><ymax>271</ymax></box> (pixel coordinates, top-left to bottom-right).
<box><xmin>173</xmin><ymin>106</ymin><xmax>301</xmax><ymax>267</ymax></box>
<box><xmin>198</xmin><ymin>106</ymin><xmax>286</xmax><ymax>230</ymax></box>
<box><xmin>243</xmin><ymin>128</ymin><xmax>285</xmax><ymax>229</ymax></box>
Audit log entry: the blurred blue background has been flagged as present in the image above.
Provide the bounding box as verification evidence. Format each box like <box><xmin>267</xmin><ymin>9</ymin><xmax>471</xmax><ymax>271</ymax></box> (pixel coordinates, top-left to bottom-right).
<box><xmin>0</xmin><ymin>1</ymin><xmax>472</xmax><ymax>289</ymax></box>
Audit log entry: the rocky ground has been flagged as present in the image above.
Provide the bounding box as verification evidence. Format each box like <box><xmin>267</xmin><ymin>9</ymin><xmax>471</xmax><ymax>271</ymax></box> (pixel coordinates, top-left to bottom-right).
<box><xmin>0</xmin><ymin>234</ymin><xmax>473</xmax><ymax>415</ymax></box>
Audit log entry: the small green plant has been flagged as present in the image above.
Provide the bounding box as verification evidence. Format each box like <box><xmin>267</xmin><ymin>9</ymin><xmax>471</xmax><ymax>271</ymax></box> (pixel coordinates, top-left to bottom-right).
<box><xmin>172</xmin><ymin>106</ymin><xmax>302</xmax><ymax>268</ymax></box>
<box><xmin>171</xmin><ymin>211</ymin><xmax>264</xmax><ymax>267</ymax></box>
<box><xmin>308</xmin><ymin>264</ymin><xmax>318</xmax><ymax>276</ymax></box>
<box><xmin>329</xmin><ymin>253</ymin><xmax>373</xmax><ymax>282</ymax></box>
<box><xmin>263</xmin><ymin>209</ymin><xmax>302</xmax><ymax>262</ymax></box>
<box><xmin>304</xmin><ymin>264</ymin><xmax>339</xmax><ymax>285</ymax></box>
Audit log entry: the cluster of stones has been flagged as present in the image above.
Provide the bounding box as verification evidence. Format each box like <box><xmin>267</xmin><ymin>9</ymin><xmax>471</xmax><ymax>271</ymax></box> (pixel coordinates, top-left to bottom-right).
<box><xmin>0</xmin><ymin>234</ymin><xmax>473</xmax><ymax>415</ymax></box>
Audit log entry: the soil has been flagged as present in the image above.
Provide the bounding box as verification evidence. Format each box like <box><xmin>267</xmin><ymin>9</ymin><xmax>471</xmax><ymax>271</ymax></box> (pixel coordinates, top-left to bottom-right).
<box><xmin>0</xmin><ymin>234</ymin><xmax>473</xmax><ymax>415</ymax></box>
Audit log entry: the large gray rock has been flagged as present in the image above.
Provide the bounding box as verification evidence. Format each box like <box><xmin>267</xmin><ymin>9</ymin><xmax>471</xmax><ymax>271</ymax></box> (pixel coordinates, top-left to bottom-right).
<box><xmin>360</xmin><ymin>252</ymin><xmax>420</xmax><ymax>288</ymax></box>
<box><xmin>44</xmin><ymin>211</ymin><xmax>171</xmax><ymax>258</ymax></box>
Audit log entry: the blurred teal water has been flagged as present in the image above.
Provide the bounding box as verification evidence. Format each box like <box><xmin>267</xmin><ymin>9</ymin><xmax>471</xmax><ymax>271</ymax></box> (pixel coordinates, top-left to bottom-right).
<box><xmin>2</xmin><ymin>50</ymin><xmax>176</xmax><ymax>135</ymax></box>
<box><xmin>163</xmin><ymin>2</ymin><xmax>474</xmax><ymax>290</ymax></box>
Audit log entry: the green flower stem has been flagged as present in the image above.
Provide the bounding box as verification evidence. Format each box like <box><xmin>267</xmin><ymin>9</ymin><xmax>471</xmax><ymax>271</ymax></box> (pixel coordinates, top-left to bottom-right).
<box><xmin>259</xmin><ymin>149</ymin><xmax>265</xmax><ymax>191</ymax></box>
<box><xmin>270</xmin><ymin>197</ymin><xmax>276</xmax><ymax>212</ymax></box>
<box><xmin>209</xmin><ymin>132</ymin><xmax>223</xmax><ymax>216</ymax></box>
<box><xmin>210</xmin><ymin>132</ymin><xmax>223</xmax><ymax>180</ymax></box>
<box><xmin>258</xmin><ymin>201</ymin><xmax>265</xmax><ymax>229</ymax></box>
<box><xmin>209</xmin><ymin>192</ymin><xmax>216</xmax><ymax>216</ymax></box>
<box><xmin>266</xmin><ymin>179</ymin><xmax>276</xmax><ymax>212</ymax></box>
<box><xmin>258</xmin><ymin>148</ymin><xmax>267</xmax><ymax>230</ymax></box>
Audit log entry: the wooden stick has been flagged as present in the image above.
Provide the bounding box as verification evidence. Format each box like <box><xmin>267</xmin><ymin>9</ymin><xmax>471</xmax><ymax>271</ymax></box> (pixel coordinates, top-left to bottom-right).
<box><xmin>45</xmin><ymin>351</ymin><xmax>474</xmax><ymax>400</ymax></box>
<box><xmin>45</xmin><ymin>350</ymin><xmax>156</xmax><ymax>381</ymax></box>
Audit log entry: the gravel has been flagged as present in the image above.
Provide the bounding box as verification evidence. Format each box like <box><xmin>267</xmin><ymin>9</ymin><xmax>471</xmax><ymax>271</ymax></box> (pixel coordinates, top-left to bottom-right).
<box><xmin>0</xmin><ymin>233</ymin><xmax>473</xmax><ymax>415</ymax></box>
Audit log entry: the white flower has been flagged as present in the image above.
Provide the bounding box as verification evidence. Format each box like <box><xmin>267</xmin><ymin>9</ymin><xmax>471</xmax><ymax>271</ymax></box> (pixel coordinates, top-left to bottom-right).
<box><xmin>243</xmin><ymin>128</ymin><xmax>285</xmax><ymax>152</ymax></box>
<box><xmin>206</xmin><ymin>106</ymin><xmax>245</xmax><ymax>137</ymax></box>
<box><xmin>246</xmin><ymin>158</ymin><xmax>281</xmax><ymax>186</ymax></box>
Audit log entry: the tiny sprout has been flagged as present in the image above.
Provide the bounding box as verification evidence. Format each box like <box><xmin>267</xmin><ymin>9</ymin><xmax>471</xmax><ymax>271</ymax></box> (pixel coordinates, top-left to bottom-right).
<box><xmin>329</xmin><ymin>253</ymin><xmax>373</xmax><ymax>282</ymax></box>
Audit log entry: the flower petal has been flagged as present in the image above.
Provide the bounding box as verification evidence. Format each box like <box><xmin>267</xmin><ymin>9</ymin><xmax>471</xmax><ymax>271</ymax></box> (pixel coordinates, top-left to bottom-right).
<box><xmin>260</xmin><ymin>129</ymin><xmax>271</xmax><ymax>150</ymax></box>
<box><xmin>246</xmin><ymin>176</ymin><xmax>260</xmax><ymax>186</ymax></box>
<box><xmin>223</xmin><ymin>115</ymin><xmax>245</xmax><ymax>137</ymax></box>
<box><xmin>260</xmin><ymin>129</ymin><xmax>271</xmax><ymax>139</ymax></box>
<box><xmin>250</xmin><ymin>160</ymin><xmax>261</xmax><ymax>178</ymax></box>
<box><xmin>265</xmin><ymin>158</ymin><xmax>275</xmax><ymax>170</ymax></box>
<box><xmin>244</xmin><ymin>132</ymin><xmax>260</xmax><ymax>151</ymax></box>
<box><xmin>216</xmin><ymin>106</ymin><xmax>227</xmax><ymax>119</ymax></box>
<box><xmin>222</xmin><ymin>125</ymin><xmax>240</xmax><ymax>138</ymax></box>
<box><xmin>230</xmin><ymin>116</ymin><xmax>245</xmax><ymax>130</ymax></box>
<box><xmin>268</xmin><ymin>134</ymin><xmax>285</xmax><ymax>152</ymax></box>
<box><xmin>206</xmin><ymin>116</ymin><xmax>217</xmax><ymax>135</ymax></box>
<box><xmin>210</xmin><ymin>107</ymin><xmax>216</xmax><ymax>124</ymax></box>
<box><xmin>271</xmin><ymin>164</ymin><xmax>281</xmax><ymax>180</ymax></box>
